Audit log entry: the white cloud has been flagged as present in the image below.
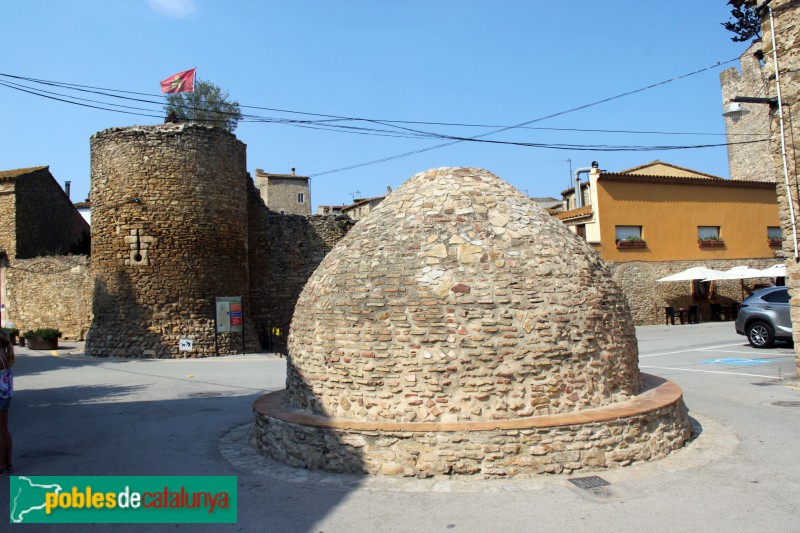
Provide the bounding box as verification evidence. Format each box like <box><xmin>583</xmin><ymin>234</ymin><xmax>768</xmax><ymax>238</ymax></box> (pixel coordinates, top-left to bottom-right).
<box><xmin>147</xmin><ymin>0</ymin><xmax>196</xmax><ymax>18</ymax></box>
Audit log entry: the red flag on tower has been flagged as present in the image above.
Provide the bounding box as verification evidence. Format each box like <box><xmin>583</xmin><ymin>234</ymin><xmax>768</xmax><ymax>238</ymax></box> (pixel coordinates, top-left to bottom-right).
<box><xmin>160</xmin><ymin>68</ymin><xmax>196</xmax><ymax>93</ymax></box>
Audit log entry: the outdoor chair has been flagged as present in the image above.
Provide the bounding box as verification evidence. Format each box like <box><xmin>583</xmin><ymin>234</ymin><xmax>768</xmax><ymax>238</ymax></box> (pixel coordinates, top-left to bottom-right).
<box><xmin>688</xmin><ymin>305</ymin><xmax>699</xmax><ymax>324</ymax></box>
<box><xmin>664</xmin><ymin>306</ymin><xmax>676</xmax><ymax>325</ymax></box>
<box><xmin>710</xmin><ymin>303</ymin><xmax>723</xmax><ymax>321</ymax></box>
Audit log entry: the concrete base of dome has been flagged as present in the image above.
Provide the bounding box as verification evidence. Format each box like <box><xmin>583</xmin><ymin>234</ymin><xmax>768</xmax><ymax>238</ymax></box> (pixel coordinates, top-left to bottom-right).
<box><xmin>252</xmin><ymin>374</ymin><xmax>693</xmax><ymax>477</ymax></box>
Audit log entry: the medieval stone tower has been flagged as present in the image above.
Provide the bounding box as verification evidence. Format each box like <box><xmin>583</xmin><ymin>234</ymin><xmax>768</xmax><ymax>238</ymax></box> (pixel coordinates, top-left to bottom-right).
<box><xmin>86</xmin><ymin>124</ymin><xmax>258</xmax><ymax>357</ymax></box>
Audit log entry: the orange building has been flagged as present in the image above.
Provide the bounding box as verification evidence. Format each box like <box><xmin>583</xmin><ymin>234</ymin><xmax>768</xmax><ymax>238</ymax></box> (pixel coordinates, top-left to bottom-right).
<box><xmin>555</xmin><ymin>161</ymin><xmax>782</xmax><ymax>324</ymax></box>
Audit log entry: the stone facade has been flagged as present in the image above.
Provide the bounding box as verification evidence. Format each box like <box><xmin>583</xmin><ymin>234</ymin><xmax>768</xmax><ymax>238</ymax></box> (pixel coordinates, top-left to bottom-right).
<box><xmin>253</xmin><ymin>169</ymin><xmax>311</xmax><ymax>216</ymax></box>
<box><xmin>720</xmin><ymin>41</ymin><xmax>777</xmax><ymax>183</ymax></box>
<box><xmin>757</xmin><ymin>0</ymin><xmax>800</xmax><ymax>376</ymax></box>
<box><xmin>610</xmin><ymin>258</ymin><xmax>779</xmax><ymax>325</ymax></box>
<box><xmin>87</xmin><ymin>124</ymin><xmax>259</xmax><ymax>357</ymax></box>
<box><xmin>4</xmin><ymin>255</ymin><xmax>91</xmax><ymax>339</ymax></box>
<box><xmin>253</xmin><ymin>167</ymin><xmax>691</xmax><ymax>476</ymax></box>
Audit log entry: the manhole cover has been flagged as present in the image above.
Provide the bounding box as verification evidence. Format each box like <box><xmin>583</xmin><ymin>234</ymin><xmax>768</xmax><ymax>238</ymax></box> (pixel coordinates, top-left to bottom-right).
<box><xmin>772</xmin><ymin>401</ymin><xmax>800</xmax><ymax>407</ymax></box>
<box><xmin>188</xmin><ymin>392</ymin><xmax>223</xmax><ymax>398</ymax></box>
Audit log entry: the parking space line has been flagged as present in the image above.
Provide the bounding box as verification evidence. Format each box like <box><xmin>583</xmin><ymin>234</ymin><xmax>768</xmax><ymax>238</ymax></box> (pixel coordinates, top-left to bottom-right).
<box><xmin>639</xmin><ymin>342</ymin><xmax>743</xmax><ymax>358</ymax></box>
<box><xmin>640</xmin><ymin>365</ymin><xmax>779</xmax><ymax>379</ymax></box>
<box><xmin>700</xmin><ymin>349</ymin><xmax>795</xmax><ymax>357</ymax></box>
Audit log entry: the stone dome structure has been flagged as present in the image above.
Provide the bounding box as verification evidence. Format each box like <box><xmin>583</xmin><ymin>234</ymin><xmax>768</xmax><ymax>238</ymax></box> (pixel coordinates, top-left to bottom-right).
<box><xmin>254</xmin><ymin>167</ymin><xmax>692</xmax><ymax>477</ymax></box>
<box><xmin>287</xmin><ymin>167</ymin><xmax>640</xmax><ymax>421</ymax></box>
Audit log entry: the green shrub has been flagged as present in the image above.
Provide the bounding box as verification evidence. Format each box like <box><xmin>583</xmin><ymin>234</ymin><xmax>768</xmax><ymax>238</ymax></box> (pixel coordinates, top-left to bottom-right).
<box><xmin>22</xmin><ymin>328</ymin><xmax>63</xmax><ymax>341</ymax></box>
<box><xmin>2</xmin><ymin>327</ymin><xmax>19</xmax><ymax>337</ymax></box>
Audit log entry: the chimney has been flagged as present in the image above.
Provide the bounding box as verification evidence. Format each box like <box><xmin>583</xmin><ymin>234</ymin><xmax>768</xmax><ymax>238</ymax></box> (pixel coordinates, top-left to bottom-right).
<box><xmin>291</xmin><ymin>167</ymin><xmax>296</xmax><ymax>176</ymax></box>
<box><xmin>386</xmin><ymin>185</ymin><xmax>392</xmax><ymax>194</ymax></box>
<box><xmin>65</xmin><ymin>181</ymin><xmax>71</xmax><ymax>199</ymax></box>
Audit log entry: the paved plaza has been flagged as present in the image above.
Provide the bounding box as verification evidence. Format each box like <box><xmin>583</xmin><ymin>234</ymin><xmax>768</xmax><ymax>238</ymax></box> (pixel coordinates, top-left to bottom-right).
<box><xmin>1</xmin><ymin>321</ymin><xmax>799</xmax><ymax>532</ymax></box>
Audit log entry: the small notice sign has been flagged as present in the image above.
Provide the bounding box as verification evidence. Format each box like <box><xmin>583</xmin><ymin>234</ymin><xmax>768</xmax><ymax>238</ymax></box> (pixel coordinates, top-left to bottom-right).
<box><xmin>179</xmin><ymin>338</ymin><xmax>193</xmax><ymax>352</ymax></box>
<box><xmin>215</xmin><ymin>297</ymin><xmax>243</xmax><ymax>333</ymax></box>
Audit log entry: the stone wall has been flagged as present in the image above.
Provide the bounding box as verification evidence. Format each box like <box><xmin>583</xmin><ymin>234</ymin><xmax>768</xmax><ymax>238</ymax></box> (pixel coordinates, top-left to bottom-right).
<box><xmin>759</xmin><ymin>0</ymin><xmax>800</xmax><ymax>375</ymax></box>
<box><xmin>720</xmin><ymin>41</ymin><xmax>777</xmax><ymax>183</ymax></box>
<box><xmin>610</xmin><ymin>258</ymin><xmax>779</xmax><ymax>325</ymax></box>
<box><xmin>4</xmin><ymin>255</ymin><xmax>91</xmax><ymax>339</ymax></box>
<box><xmin>87</xmin><ymin>124</ymin><xmax>259</xmax><ymax>357</ymax></box>
<box><xmin>247</xmin><ymin>179</ymin><xmax>354</xmax><ymax>345</ymax></box>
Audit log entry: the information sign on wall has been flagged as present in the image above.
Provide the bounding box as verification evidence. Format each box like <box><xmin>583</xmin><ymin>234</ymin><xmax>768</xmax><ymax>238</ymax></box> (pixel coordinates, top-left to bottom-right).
<box><xmin>215</xmin><ymin>297</ymin><xmax>243</xmax><ymax>333</ymax></box>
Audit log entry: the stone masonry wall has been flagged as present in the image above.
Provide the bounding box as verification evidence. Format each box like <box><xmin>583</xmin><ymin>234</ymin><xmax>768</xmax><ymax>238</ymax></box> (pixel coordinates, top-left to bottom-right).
<box><xmin>254</xmin><ymin>393</ymin><xmax>691</xmax><ymax>477</ymax></box>
<box><xmin>720</xmin><ymin>41</ymin><xmax>777</xmax><ymax>183</ymax></box>
<box><xmin>247</xmin><ymin>179</ymin><xmax>354</xmax><ymax>344</ymax></box>
<box><xmin>610</xmin><ymin>258</ymin><xmax>779</xmax><ymax>325</ymax></box>
<box><xmin>14</xmin><ymin>168</ymin><xmax>90</xmax><ymax>259</ymax></box>
<box><xmin>87</xmin><ymin>124</ymin><xmax>258</xmax><ymax>357</ymax></box>
<box><xmin>5</xmin><ymin>255</ymin><xmax>91</xmax><ymax>339</ymax></box>
<box><xmin>759</xmin><ymin>0</ymin><xmax>800</xmax><ymax>375</ymax></box>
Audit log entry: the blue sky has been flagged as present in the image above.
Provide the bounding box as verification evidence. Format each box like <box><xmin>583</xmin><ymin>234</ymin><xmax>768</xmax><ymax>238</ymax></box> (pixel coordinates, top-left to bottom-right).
<box><xmin>3</xmin><ymin>1</ymin><xmax>758</xmax><ymax>209</ymax></box>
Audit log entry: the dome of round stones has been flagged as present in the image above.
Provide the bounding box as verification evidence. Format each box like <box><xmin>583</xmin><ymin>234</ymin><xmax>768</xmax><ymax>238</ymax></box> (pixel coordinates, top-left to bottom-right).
<box><xmin>285</xmin><ymin>167</ymin><xmax>642</xmax><ymax>423</ymax></box>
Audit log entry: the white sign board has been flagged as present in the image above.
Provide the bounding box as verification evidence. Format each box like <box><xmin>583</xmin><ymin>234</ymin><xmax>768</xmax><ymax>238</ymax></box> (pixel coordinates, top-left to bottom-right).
<box><xmin>179</xmin><ymin>338</ymin><xmax>194</xmax><ymax>352</ymax></box>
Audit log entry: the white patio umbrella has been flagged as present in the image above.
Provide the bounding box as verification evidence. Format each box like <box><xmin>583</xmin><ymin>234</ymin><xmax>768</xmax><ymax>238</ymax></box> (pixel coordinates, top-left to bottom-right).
<box><xmin>703</xmin><ymin>265</ymin><xmax>766</xmax><ymax>281</ymax></box>
<box><xmin>758</xmin><ymin>264</ymin><xmax>787</xmax><ymax>277</ymax></box>
<box><xmin>656</xmin><ymin>266</ymin><xmax>725</xmax><ymax>282</ymax></box>
<box><xmin>703</xmin><ymin>266</ymin><xmax>770</xmax><ymax>299</ymax></box>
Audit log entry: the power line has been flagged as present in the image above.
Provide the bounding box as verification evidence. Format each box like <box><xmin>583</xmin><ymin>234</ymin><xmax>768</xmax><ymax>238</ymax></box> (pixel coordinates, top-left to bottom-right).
<box><xmin>0</xmin><ymin>58</ymin><xmax>751</xmax><ymax>172</ymax></box>
<box><xmin>310</xmin><ymin>58</ymin><xmax>741</xmax><ymax>176</ymax></box>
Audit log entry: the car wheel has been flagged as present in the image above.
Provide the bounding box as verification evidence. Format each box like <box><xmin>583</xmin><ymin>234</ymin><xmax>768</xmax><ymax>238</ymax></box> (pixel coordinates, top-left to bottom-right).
<box><xmin>747</xmin><ymin>321</ymin><xmax>775</xmax><ymax>348</ymax></box>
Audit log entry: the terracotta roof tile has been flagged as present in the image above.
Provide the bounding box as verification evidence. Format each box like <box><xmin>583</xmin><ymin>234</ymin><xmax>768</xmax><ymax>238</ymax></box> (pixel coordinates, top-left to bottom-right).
<box><xmin>554</xmin><ymin>205</ymin><xmax>593</xmax><ymax>221</ymax></box>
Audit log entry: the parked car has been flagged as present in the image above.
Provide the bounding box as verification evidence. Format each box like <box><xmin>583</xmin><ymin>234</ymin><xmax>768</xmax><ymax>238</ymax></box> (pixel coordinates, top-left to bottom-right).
<box><xmin>735</xmin><ymin>286</ymin><xmax>793</xmax><ymax>348</ymax></box>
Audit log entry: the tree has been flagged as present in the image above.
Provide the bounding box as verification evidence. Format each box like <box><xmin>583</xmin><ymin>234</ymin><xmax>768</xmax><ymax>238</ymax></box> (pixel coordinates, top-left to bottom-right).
<box><xmin>722</xmin><ymin>2</ymin><xmax>761</xmax><ymax>42</ymax></box>
<box><xmin>164</xmin><ymin>79</ymin><xmax>242</xmax><ymax>132</ymax></box>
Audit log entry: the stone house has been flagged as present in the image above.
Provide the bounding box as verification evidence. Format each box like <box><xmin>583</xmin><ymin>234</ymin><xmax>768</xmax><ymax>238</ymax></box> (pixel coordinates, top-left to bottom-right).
<box><xmin>0</xmin><ymin>166</ymin><xmax>91</xmax><ymax>337</ymax></box>
<box><xmin>555</xmin><ymin>160</ymin><xmax>781</xmax><ymax>325</ymax></box>
<box><xmin>253</xmin><ymin>168</ymin><xmax>311</xmax><ymax>215</ymax></box>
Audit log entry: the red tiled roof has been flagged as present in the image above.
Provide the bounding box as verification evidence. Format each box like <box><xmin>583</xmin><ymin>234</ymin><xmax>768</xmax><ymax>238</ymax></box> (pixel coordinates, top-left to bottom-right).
<box><xmin>553</xmin><ymin>205</ymin><xmax>593</xmax><ymax>221</ymax></box>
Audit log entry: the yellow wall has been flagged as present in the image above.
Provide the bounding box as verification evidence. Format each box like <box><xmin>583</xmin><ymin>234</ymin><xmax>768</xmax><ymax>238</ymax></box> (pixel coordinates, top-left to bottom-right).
<box><xmin>595</xmin><ymin>179</ymin><xmax>780</xmax><ymax>262</ymax></box>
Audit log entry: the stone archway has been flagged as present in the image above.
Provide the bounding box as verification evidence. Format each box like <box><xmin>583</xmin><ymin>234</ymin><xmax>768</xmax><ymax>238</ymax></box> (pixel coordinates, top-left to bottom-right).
<box><xmin>613</xmin><ymin>262</ymin><xmax>659</xmax><ymax>325</ymax></box>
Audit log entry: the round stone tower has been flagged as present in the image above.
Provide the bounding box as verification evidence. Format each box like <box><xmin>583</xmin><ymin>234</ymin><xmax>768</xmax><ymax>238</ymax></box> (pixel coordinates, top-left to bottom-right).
<box><xmin>254</xmin><ymin>167</ymin><xmax>692</xmax><ymax>476</ymax></box>
<box><xmin>87</xmin><ymin>124</ymin><xmax>257</xmax><ymax>357</ymax></box>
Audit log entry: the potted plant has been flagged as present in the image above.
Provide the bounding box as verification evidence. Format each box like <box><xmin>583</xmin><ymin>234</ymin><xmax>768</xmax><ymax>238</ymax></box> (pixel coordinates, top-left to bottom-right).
<box><xmin>616</xmin><ymin>236</ymin><xmax>646</xmax><ymax>249</ymax></box>
<box><xmin>22</xmin><ymin>328</ymin><xmax>62</xmax><ymax>350</ymax></box>
<box><xmin>698</xmin><ymin>235</ymin><xmax>725</xmax><ymax>248</ymax></box>
<box><xmin>768</xmin><ymin>238</ymin><xmax>782</xmax><ymax>247</ymax></box>
<box><xmin>2</xmin><ymin>327</ymin><xmax>20</xmax><ymax>345</ymax></box>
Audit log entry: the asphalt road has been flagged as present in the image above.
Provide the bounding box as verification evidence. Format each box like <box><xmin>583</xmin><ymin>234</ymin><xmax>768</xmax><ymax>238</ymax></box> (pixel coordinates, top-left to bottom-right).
<box><xmin>1</xmin><ymin>321</ymin><xmax>799</xmax><ymax>532</ymax></box>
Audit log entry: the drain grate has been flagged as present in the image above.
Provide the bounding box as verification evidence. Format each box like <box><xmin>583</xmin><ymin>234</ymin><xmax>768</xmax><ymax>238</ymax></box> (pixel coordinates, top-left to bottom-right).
<box><xmin>568</xmin><ymin>476</ymin><xmax>617</xmax><ymax>500</ymax></box>
<box><xmin>772</xmin><ymin>400</ymin><xmax>800</xmax><ymax>407</ymax></box>
<box><xmin>188</xmin><ymin>392</ymin><xmax>223</xmax><ymax>398</ymax></box>
<box><xmin>568</xmin><ymin>476</ymin><xmax>610</xmax><ymax>489</ymax></box>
